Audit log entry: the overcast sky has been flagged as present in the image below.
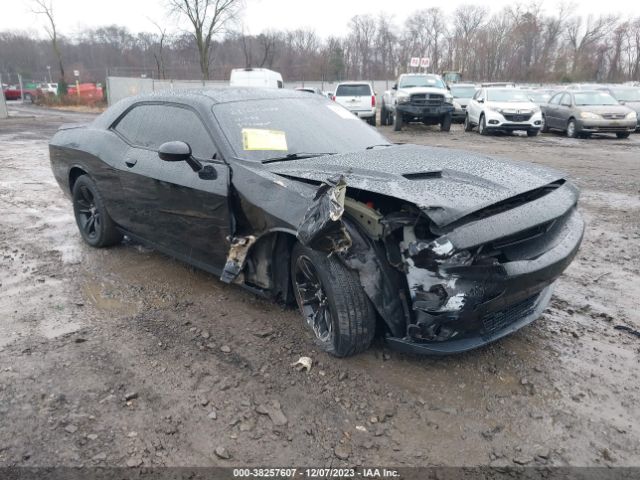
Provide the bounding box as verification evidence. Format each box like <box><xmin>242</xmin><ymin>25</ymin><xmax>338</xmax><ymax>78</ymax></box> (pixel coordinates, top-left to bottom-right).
<box><xmin>3</xmin><ymin>0</ymin><xmax>639</xmax><ymax>38</ymax></box>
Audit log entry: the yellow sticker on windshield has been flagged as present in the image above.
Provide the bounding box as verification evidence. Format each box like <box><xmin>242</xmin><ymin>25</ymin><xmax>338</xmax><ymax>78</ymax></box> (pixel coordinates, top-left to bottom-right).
<box><xmin>242</xmin><ymin>128</ymin><xmax>288</xmax><ymax>151</ymax></box>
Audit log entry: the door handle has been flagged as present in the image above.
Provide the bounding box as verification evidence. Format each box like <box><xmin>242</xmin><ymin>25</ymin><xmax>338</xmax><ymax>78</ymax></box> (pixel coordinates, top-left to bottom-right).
<box><xmin>125</xmin><ymin>159</ymin><xmax>137</xmax><ymax>168</ymax></box>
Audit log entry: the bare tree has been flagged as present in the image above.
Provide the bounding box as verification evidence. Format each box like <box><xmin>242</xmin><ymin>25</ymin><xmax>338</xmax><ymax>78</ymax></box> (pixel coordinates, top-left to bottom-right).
<box><xmin>168</xmin><ymin>0</ymin><xmax>243</xmax><ymax>80</ymax></box>
<box><xmin>32</xmin><ymin>0</ymin><xmax>65</xmax><ymax>89</ymax></box>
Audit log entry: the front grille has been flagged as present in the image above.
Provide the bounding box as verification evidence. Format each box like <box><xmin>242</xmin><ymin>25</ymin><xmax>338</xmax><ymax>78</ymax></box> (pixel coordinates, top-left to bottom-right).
<box><xmin>601</xmin><ymin>113</ymin><xmax>626</xmax><ymax>119</ymax></box>
<box><xmin>411</xmin><ymin>93</ymin><xmax>444</xmax><ymax>107</ymax></box>
<box><xmin>503</xmin><ymin>113</ymin><xmax>532</xmax><ymax>122</ymax></box>
<box><xmin>481</xmin><ymin>294</ymin><xmax>539</xmax><ymax>338</ymax></box>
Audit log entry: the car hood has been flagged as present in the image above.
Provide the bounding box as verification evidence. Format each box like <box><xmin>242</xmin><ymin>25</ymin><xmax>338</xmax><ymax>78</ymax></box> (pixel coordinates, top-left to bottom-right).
<box><xmin>398</xmin><ymin>86</ymin><xmax>448</xmax><ymax>96</ymax></box>
<box><xmin>486</xmin><ymin>101</ymin><xmax>539</xmax><ymax>111</ymax></box>
<box><xmin>575</xmin><ymin>105</ymin><xmax>633</xmax><ymax>115</ymax></box>
<box><xmin>620</xmin><ymin>101</ymin><xmax>640</xmax><ymax>113</ymax></box>
<box><xmin>266</xmin><ymin>144</ymin><xmax>566</xmax><ymax>228</ymax></box>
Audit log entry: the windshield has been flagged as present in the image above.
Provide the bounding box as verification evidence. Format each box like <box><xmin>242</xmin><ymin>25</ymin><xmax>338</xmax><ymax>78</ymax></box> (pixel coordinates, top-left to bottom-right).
<box><xmin>335</xmin><ymin>84</ymin><xmax>371</xmax><ymax>96</ymax></box>
<box><xmin>486</xmin><ymin>89</ymin><xmax>531</xmax><ymax>102</ymax></box>
<box><xmin>574</xmin><ymin>92</ymin><xmax>619</xmax><ymax>106</ymax></box>
<box><xmin>213</xmin><ymin>97</ymin><xmax>389</xmax><ymax>162</ymax></box>
<box><xmin>527</xmin><ymin>92</ymin><xmax>551</xmax><ymax>103</ymax></box>
<box><xmin>610</xmin><ymin>88</ymin><xmax>640</xmax><ymax>102</ymax></box>
<box><xmin>398</xmin><ymin>75</ymin><xmax>445</xmax><ymax>89</ymax></box>
<box><xmin>450</xmin><ymin>86</ymin><xmax>476</xmax><ymax>98</ymax></box>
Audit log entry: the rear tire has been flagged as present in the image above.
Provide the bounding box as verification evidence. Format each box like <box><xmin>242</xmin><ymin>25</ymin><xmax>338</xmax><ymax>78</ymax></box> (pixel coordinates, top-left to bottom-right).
<box><xmin>616</xmin><ymin>132</ymin><xmax>630</xmax><ymax>139</ymax></box>
<box><xmin>72</xmin><ymin>175</ymin><xmax>122</xmax><ymax>248</ymax></box>
<box><xmin>290</xmin><ymin>243</ymin><xmax>376</xmax><ymax>357</ymax></box>
<box><xmin>367</xmin><ymin>114</ymin><xmax>376</xmax><ymax>127</ymax></box>
<box><xmin>440</xmin><ymin>113</ymin><xmax>452</xmax><ymax>132</ymax></box>
<box><xmin>464</xmin><ymin>114</ymin><xmax>473</xmax><ymax>132</ymax></box>
<box><xmin>393</xmin><ymin>110</ymin><xmax>403</xmax><ymax>131</ymax></box>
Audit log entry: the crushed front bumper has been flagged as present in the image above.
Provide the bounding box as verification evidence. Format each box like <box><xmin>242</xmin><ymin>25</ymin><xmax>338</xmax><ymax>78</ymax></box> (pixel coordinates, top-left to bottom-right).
<box><xmin>386</xmin><ymin>286</ymin><xmax>553</xmax><ymax>354</ymax></box>
<box><xmin>385</xmin><ymin>184</ymin><xmax>585</xmax><ymax>355</ymax></box>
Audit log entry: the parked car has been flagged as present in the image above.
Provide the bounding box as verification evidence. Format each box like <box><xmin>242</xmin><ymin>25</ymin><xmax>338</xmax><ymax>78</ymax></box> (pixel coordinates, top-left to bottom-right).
<box><xmin>380</xmin><ymin>73</ymin><xmax>454</xmax><ymax>131</ymax></box>
<box><xmin>295</xmin><ymin>87</ymin><xmax>323</xmax><ymax>95</ymax></box>
<box><xmin>2</xmin><ymin>84</ymin><xmax>40</xmax><ymax>102</ymax></box>
<box><xmin>465</xmin><ymin>87</ymin><xmax>543</xmax><ymax>136</ymax></box>
<box><xmin>541</xmin><ymin>90</ymin><xmax>636</xmax><ymax>138</ymax></box>
<box><xmin>49</xmin><ymin>88</ymin><xmax>583</xmax><ymax>356</ymax></box>
<box><xmin>40</xmin><ymin>82</ymin><xmax>59</xmax><ymax>95</ymax></box>
<box><xmin>67</xmin><ymin>83</ymin><xmax>103</xmax><ymax>100</ymax></box>
<box><xmin>526</xmin><ymin>90</ymin><xmax>552</xmax><ymax>107</ymax></box>
<box><xmin>597</xmin><ymin>86</ymin><xmax>640</xmax><ymax>131</ymax></box>
<box><xmin>332</xmin><ymin>82</ymin><xmax>377</xmax><ymax>126</ymax></box>
<box><xmin>449</xmin><ymin>83</ymin><xmax>477</xmax><ymax>122</ymax></box>
<box><xmin>230</xmin><ymin>68</ymin><xmax>283</xmax><ymax>89</ymax></box>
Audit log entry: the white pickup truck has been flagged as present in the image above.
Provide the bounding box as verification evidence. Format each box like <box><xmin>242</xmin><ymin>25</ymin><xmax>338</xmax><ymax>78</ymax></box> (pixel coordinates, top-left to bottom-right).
<box><xmin>381</xmin><ymin>73</ymin><xmax>454</xmax><ymax>131</ymax></box>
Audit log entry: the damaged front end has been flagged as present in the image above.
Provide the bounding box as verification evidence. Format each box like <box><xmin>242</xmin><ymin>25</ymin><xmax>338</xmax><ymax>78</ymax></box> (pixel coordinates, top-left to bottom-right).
<box><xmin>297</xmin><ymin>174</ymin><xmax>585</xmax><ymax>355</ymax></box>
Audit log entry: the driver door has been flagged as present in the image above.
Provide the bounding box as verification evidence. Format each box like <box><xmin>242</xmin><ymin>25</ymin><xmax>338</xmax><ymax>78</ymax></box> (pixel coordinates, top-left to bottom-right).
<box><xmin>111</xmin><ymin>102</ymin><xmax>231</xmax><ymax>270</ymax></box>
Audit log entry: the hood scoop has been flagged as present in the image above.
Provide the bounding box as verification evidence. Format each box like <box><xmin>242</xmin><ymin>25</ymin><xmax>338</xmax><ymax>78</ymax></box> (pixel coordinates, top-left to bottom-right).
<box><xmin>402</xmin><ymin>171</ymin><xmax>442</xmax><ymax>180</ymax></box>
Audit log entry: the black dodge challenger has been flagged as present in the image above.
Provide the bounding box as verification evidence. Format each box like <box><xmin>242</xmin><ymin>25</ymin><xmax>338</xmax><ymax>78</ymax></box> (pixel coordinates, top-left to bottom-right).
<box><xmin>49</xmin><ymin>88</ymin><xmax>584</xmax><ymax>356</ymax></box>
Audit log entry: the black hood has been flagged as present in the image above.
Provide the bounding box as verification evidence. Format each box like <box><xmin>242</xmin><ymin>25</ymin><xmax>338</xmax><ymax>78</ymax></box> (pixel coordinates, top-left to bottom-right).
<box><xmin>266</xmin><ymin>144</ymin><xmax>566</xmax><ymax>227</ymax></box>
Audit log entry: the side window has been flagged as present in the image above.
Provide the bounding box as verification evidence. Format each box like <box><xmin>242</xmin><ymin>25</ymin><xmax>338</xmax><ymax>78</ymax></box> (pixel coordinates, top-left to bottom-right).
<box><xmin>560</xmin><ymin>94</ymin><xmax>572</xmax><ymax>106</ymax></box>
<box><xmin>473</xmin><ymin>89</ymin><xmax>481</xmax><ymax>100</ymax></box>
<box><xmin>114</xmin><ymin>104</ymin><xmax>217</xmax><ymax>159</ymax></box>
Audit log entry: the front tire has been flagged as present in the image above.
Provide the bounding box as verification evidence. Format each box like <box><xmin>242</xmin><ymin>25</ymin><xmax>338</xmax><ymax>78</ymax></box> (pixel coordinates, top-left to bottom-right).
<box><xmin>478</xmin><ymin>114</ymin><xmax>489</xmax><ymax>136</ymax></box>
<box><xmin>616</xmin><ymin>132</ymin><xmax>630</xmax><ymax>139</ymax></box>
<box><xmin>393</xmin><ymin>110</ymin><xmax>403</xmax><ymax>131</ymax></box>
<box><xmin>440</xmin><ymin>113</ymin><xmax>452</xmax><ymax>132</ymax></box>
<box><xmin>464</xmin><ymin>114</ymin><xmax>473</xmax><ymax>132</ymax></box>
<box><xmin>541</xmin><ymin>115</ymin><xmax>549</xmax><ymax>133</ymax></box>
<box><xmin>527</xmin><ymin>129</ymin><xmax>539</xmax><ymax>137</ymax></box>
<box><xmin>566</xmin><ymin>119</ymin><xmax>578</xmax><ymax>138</ymax></box>
<box><xmin>291</xmin><ymin>243</ymin><xmax>376</xmax><ymax>357</ymax></box>
<box><xmin>72</xmin><ymin>175</ymin><xmax>122</xmax><ymax>248</ymax></box>
<box><xmin>380</xmin><ymin>104</ymin><xmax>389</xmax><ymax>126</ymax></box>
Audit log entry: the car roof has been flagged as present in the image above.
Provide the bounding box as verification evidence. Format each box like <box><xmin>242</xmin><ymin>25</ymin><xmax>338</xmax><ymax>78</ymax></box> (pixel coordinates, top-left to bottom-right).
<box><xmin>92</xmin><ymin>87</ymin><xmax>318</xmax><ymax>129</ymax></box>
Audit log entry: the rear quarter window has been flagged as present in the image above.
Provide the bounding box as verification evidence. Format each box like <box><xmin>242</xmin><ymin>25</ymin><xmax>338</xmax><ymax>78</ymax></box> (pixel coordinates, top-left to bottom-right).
<box><xmin>335</xmin><ymin>84</ymin><xmax>372</xmax><ymax>97</ymax></box>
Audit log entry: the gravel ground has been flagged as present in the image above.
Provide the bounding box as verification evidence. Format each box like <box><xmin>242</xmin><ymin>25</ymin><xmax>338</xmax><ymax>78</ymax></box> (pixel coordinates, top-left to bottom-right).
<box><xmin>1</xmin><ymin>104</ymin><xmax>639</xmax><ymax>469</ymax></box>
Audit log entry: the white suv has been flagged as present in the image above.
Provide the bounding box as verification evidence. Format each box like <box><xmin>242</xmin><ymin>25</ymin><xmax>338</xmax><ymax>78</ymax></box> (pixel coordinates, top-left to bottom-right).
<box><xmin>465</xmin><ymin>87</ymin><xmax>543</xmax><ymax>136</ymax></box>
<box><xmin>332</xmin><ymin>82</ymin><xmax>377</xmax><ymax>126</ymax></box>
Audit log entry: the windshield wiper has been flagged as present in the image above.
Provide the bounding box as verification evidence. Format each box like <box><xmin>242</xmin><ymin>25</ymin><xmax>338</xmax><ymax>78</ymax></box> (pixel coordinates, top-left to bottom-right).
<box><xmin>261</xmin><ymin>152</ymin><xmax>336</xmax><ymax>164</ymax></box>
<box><xmin>365</xmin><ymin>144</ymin><xmax>393</xmax><ymax>150</ymax></box>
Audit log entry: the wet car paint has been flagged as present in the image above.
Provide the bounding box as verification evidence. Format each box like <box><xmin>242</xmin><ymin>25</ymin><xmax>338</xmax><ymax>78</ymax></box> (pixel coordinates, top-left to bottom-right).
<box><xmin>48</xmin><ymin>88</ymin><xmax>585</xmax><ymax>354</ymax></box>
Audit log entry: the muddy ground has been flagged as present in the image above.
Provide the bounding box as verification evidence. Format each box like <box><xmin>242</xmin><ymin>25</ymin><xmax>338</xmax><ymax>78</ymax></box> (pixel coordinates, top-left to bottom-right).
<box><xmin>1</xmin><ymin>103</ymin><xmax>639</xmax><ymax>469</ymax></box>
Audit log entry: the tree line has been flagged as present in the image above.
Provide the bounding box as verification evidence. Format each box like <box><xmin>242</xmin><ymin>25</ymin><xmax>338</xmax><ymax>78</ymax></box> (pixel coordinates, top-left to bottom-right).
<box><xmin>2</xmin><ymin>2</ymin><xmax>640</xmax><ymax>87</ymax></box>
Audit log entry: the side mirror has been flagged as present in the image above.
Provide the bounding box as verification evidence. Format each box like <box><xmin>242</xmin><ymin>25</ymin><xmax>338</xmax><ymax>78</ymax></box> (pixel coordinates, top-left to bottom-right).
<box><xmin>392</xmin><ymin>84</ymin><xmax>397</xmax><ymax>90</ymax></box>
<box><xmin>158</xmin><ymin>141</ymin><xmax>192</xmax><ymax>162</ymax></box>
<box><xmin>477</xmin><ymin>98</ymin><xmax>484</xmax><ymax>103</ymax></box>
<box><xmin>158</xmin><ymin>140</ymin><xmax>204</xmax><ymax>173</ymax></box>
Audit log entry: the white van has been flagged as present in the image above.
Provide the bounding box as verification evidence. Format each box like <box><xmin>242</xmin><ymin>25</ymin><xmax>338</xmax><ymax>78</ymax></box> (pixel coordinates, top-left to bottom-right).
<box><xmin>229</xmin><ymin>68</ymin><xmax>284</xmax><ymax>89</ymax></box>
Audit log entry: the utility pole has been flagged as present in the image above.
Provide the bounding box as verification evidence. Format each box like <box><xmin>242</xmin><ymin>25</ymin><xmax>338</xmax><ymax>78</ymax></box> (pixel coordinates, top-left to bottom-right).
<box><xmin>18</xmin><ymin>73</ymin><xmax>24</xmax><ymax>103</ymax></box>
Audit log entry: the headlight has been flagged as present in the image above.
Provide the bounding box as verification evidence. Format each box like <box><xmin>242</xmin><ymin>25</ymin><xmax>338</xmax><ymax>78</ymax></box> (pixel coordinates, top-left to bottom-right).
<box><xmin>397</xmin><ymin>93</ymin><xmax>410</xmax><ymax>104</ymax></box>
<box><xmin>532</xmin><ymin>106</ymin><xmax>541</xmax><ymax>113</ymax></box>
<box><xmin>444</xmin><ymin>94</ymin><xmax>454</xmax><ymax>104</ymax></box>
<box><xmin>453</xmin><ymin>100</ymin><xmax>461</xmax><ymax>109</ymax></box>
<box><xmin>580</xmin><ymin>111</ymin><xmax>600</xmax><ymax>119</ymax></box>
<box><xmin>625</xmin><ymin>111</ymin><xmax>637</xmax><ymax>120</ymax></box>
